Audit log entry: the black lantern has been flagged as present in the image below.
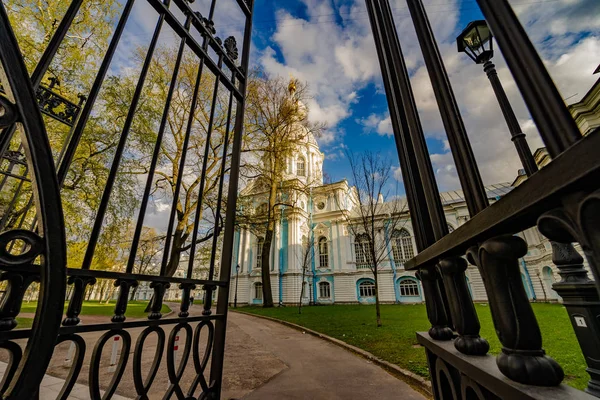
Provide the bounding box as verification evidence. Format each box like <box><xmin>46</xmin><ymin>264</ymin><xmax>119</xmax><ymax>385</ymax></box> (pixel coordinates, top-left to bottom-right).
<box><xmin>457</xmin><ymin>20</ymin><xmax>493</xmax><ymax>64</ymax></box>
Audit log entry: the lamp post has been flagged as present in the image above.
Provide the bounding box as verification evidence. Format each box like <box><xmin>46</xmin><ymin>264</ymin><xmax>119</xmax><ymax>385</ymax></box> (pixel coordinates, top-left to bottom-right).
<box><xmin>457</xmin><ymin>20</ymin><xmax>538</xmax><ymax>176</ymax></box>
<box><xmin>234</xmin><ymin>264</ymin><xmax>240</xmax><ymax>308</ymax></box>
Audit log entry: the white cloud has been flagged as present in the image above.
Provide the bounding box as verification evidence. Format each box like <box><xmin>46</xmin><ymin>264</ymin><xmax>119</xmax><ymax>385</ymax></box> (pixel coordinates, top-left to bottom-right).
<box><xmin>255</xmin><ymin>0</ymin><xmax>598</xmax><ymax>189</ymax></box>
<box><xmin>358</xmin><ymin>113</ymin><xmax>393</xmax><ymax>136</ymax></box>
<box><xmin>393</xmin><ymin>166</ymin><xmax>403</xmax><ymax>183</ymax></box>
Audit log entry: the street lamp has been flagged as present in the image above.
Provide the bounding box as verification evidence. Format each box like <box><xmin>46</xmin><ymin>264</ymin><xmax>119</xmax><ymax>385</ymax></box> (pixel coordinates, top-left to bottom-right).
<box><xmin>457</xmin><ymin>20</ymin><xmax>538</xmax><ymax>176</ymax></box>
<box><xmin>234</xmin><ymin>264</ymin><xmax>240</xmax><ymax>308</ymax></box>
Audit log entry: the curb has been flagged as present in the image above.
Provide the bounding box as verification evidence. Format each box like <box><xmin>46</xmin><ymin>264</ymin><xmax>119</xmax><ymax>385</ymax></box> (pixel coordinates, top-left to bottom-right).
<box><xmin>232</xmin><ymin>310</ymin><xmax>433</xmax><ymax>398</ymax></box>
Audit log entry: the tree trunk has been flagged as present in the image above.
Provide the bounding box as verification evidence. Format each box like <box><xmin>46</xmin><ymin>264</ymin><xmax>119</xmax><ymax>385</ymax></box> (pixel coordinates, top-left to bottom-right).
<box><xmin>261</xmin><ymin>228</ymin><xmax>275</xmax><ymax>307</ymax></box>
<box><xmin>299</xmin><ymin>267</ymin><xmax>306</xmax><ymax>314</ymax></box>
<box><xmin>372</xmin><ymin>245</ymin><xmax>382</xmax><ymax>327</ymax></box>
<box><xmin>374</xmin><ymin>272</ymin><xmax>382</xmax><ymax>327</ymax></box>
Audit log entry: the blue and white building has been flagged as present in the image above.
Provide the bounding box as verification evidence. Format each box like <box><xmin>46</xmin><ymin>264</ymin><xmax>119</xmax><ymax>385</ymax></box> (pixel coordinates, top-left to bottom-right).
<box><xmin>228</xmin><ymin>125</ymin><xmax>576</xmax><ymax>306</ymax></box>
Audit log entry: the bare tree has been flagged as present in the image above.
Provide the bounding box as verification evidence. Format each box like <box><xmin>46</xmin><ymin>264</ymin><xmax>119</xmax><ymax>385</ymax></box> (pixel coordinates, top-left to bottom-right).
<box><xmin>239</xmin><ymin>72</ymin><xmax>325</xmax><ymax>307</ymax></box>
<box><xmin>338</xmin><ymin>151</ymin><xmax>408</xmax><ymax>327</ymax></box>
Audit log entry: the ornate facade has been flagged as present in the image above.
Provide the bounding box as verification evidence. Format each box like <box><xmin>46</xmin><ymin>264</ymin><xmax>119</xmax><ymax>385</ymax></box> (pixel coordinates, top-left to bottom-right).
<box><xmin>228</xmin><ymin>121</ymin><xmax>586</xmax><ymax>307</ymax></box>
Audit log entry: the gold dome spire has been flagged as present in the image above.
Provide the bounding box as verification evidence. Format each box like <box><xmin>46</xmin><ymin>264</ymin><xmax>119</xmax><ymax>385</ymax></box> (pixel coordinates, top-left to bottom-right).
<box><xmin>288</xmin><ymin>75</ymin><xmax>297</xmax><ymax>95</ymax></box>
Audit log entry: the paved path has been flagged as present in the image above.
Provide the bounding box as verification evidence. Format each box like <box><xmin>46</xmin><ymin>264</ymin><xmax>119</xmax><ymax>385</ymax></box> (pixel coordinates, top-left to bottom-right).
<box><xmin>18</xmin><ymin>306</ymin><xmax>424</xmax><ymax>399</ymax></box>
<box><xmin>231</xmin><ymin>312</ymin><xmax>425</xmax><ymax>400</ymax></box>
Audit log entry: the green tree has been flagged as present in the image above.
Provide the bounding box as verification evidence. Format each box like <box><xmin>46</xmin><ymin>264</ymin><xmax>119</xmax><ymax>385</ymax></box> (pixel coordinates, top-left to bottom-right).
<box><xmin>239</xmin><ymin>74</ymin><xmax>325</xmax><ymax>307</ymax></box>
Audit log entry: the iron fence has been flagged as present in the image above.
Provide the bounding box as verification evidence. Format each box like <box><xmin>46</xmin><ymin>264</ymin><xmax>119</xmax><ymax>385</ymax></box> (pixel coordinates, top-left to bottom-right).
<box><xmin>366</xmin><ymin>0</ymin><xmax>600</xmax><ymax>399</ymax></box>
<box><xmin>0</xmin><ymin>0</ymin><xmax>253</xmax><ymax>398</ymax></box>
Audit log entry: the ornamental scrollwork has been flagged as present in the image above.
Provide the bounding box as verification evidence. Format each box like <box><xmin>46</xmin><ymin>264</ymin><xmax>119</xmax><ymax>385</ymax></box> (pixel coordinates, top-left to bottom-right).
<box><xmin>0</xmin><ymin>94</ymin><xmax>18</xmax><ymax>128</ymax></box>
<box><xmin>225</xmin><ymin>36</ymin><xmax>239</xmax><ymax>61</ymax></box>
<box><xmin>35</xmin><ymin>85</ymin><xmax>82</xmax><ymax>126</ymax></box>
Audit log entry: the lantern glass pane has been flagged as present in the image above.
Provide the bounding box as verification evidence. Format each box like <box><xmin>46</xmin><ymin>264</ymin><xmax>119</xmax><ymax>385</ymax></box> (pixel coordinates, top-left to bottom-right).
<box><xmin>463</xmin><ymin>28</ymin><xmax>483</xmax><ymax>55</ymax></box>
<box><xmin>476</xmin><ymin>24</ymin><xmax>492</xmax><ymax>51</ymax></box>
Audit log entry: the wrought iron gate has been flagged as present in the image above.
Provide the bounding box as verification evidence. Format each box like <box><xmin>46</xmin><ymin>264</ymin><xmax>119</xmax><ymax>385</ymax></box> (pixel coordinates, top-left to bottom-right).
<box><xmin>0</xmin><ymin>0</ymin><xmax>253</xmax><ymax>397</ymax></box>
<box><xmin>367</xmin><ymin>0</ymin><xmax>600</xmax><ymax>399</ymax></box>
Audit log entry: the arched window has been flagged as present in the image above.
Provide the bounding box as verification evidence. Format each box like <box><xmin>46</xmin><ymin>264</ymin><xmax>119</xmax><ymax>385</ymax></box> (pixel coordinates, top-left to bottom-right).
<box><xmin>354</xmin><ymin>233</ymin><xmax>373</xmax><ymax>269</ymax></box>
<box><xmin>254</xmin><ymin>282</ymin><xmax>263</xmax><ymax>300</ymax></box>
<box><xmin>359</xmin><ymin>280</ymin><xmax>376</xmax><ymax>297</ymax></box>
<box><xmin>297</xmin><ymin>156</ymin><xmax>306</xmax><ymax>177</ymax></box>
<box><xmin>318</xmin><ymin>282</ymin><xmax>331</xmax><ymax>298</ymax></box>
<box><xmin>391</xmin><ymin>229</ymin><xmax>415</xmax><ymax>266</ymax></box>
<box><xmin>398</xmin><ymin>278</ymin><xmax>420</xmax><ymax>297</ymax></box>
<box><xmin>318</xmin><ymin>237</ymin><xmax>328</xmax><ymax>268</ymax></box>
<box><xmin>256</xmin><ymin>237</ymin><xmax>264</xmax><ymax>270</ymax></box>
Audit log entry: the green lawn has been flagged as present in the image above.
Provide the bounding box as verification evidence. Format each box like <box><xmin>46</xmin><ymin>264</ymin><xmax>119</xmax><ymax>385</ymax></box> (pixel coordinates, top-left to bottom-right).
<box><xmin>20</xmin><ymin>300</ymin><xmax>171</xmax><ymax>319</ymax></box>
<box><xmin>241</xmin><ymin>303</ymin><xmax>588</xmax><ymax>391</ymax></box>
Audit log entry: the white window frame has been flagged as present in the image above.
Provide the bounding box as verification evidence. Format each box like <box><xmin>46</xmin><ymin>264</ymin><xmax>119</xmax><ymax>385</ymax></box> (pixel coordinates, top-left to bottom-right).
<box><xmin>391</xmin><ymin>229</ymin><xmax>415</xmax><ymax>266</ymax></box>
<box><xmin>297</xmin><ymin>156</ymin><xmax>306</xmax><ymax>177</ymax></box>
<box><xmin>354</xmin><ymin>234</ymin><xmax>373</xmax><ymax>269</ymax></box>
<box><xmin>318</xmin><ymin>236</ymin><xmax>328</xmax><ymax>268</ymax></box>
<box><xmin>256</xmin><ymin>237</ymin><xmax>264</xmax><ymax>270</ymax></box>
<box><xmin>359</xmin><ymin>280</ymin><xmax>376</xmax><ymax>297</ymax></box>
<box><xmin>399</xmin><ymin>278</ymin><xmax>420</xmax><ymax>297</ymax></box>
<box><xmin>318</xmin><ymin>281</ymin><xmax>331</xmax><ymax>298</ymax></box>
<box><xmin>254</xmin><ymin>282</ymin><xmax>263</xmax><ymax>300</ymax></box>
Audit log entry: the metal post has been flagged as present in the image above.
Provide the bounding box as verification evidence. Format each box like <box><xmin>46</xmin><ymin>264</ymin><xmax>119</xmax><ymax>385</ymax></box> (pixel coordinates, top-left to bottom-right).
<box><xmin>475</xmin><ymin>0</ymin><xmax>582</xmax><ymax>158</ymax></box>
<box><xmin>483</xmin><ymin>60</ymin><xmax>538</xmax><ymax>176</ymax></box>
<box><xmin>365</xmin><ymin>0</ymin><xmax>453</xmax><ymax>338</ymax></box>
<box><xmin>406</xmin><ymin>0</ymin><xmax>489</xmax><ymax>217</ymax></box>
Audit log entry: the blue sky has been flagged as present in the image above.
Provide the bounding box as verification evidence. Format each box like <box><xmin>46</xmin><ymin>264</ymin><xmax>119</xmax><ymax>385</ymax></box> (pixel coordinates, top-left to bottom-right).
<box><xmin>240</xmin><ymin>0</ymin><xmax>599</xmax><ymax>196</ymax></box>
<box><xmin>125</xmin><ymin>0</ymin><xmax>599</xmax><ymax>197</ymax></box>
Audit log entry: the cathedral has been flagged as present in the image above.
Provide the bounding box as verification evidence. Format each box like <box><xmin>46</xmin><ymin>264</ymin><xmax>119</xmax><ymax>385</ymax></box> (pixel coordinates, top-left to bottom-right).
<box><xmin>228</xmin><ymin>77</ymin><xmax>599</xmax><ymax>307</ymax></box>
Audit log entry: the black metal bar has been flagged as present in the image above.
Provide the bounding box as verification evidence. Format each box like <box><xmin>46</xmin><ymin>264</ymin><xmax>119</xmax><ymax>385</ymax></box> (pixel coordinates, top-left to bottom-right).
<box><xmin>81</xmin><ymin>9</ymin><xmax>167</xmax><ymax>271</ymax></box>
<box><xmin>160</xmin><ymin>50</ymin><xmax>208</xmax><ymax>277</ymax></box>
<box><xmin>406</xmin><ymin>0</ymin><xmax>489</xmax><ymax>216</ymax></box>
<box><xmin>209</xmin><ymin>1</ymin><xmax>253</xmax><ymax>394</ymax></box>
<box><xmin>62</xmin><ymin>268</ymin><xmax>227</xmax><ymax>286</ymax></box>
<box><xmin>56</xmin><ymin>0</ymin><xmax>137</xmax><ymax>185</ymax></box>
<box><xmin>207</xmin><ymin>84</ymin><xmax>235</xmax><ymax>279</ymax></box>
<box><xmin>475</xmin><ymin>0</ymin><xmax>582</xmax><ymax>157</ymax></box>
<box><xmin>171</xmin><ymin>0</ymin><xmax>246</xmax><ymax>81</ymax></box>
<box><xmin>126</xmin><ymin>14</ymin><xmax>193</xmax><ymax>275</ymax></box>
<box><xmin>146</xmin><ymin>0</ymin><xmax>244</xmax><ymax>100</ymax></box>
<box><xmin>0</xmin><ymin>2</ymin><xmax>67</xmax><ymax>396</ymax></box>
<box><xmin>379</xmin><ymin>0</ymin><xmax>448</xmax><ymax>242</ymax></box>
<box><xmin>364</xmin><ymin>0</ymin><xmax>435</xmax><ymax>250</ymax></box>
<box><xmin>0</xmin><ymin>314</ymin><xmax>224</xmax><ymax>341</ymax></box>
<box><xmin>187</xmin><ymin>56</ymin><xmax>225</xmax><ymax>283</ymax></box>
<box><xmin>405</xmin><ymin>131</ymin><xmax>600</xmax><ymax>270</ymax></box>
<box><xmin>483</xmin><ymin>61</ymin><xmax>538</xmax><ymax>176</ymax></box>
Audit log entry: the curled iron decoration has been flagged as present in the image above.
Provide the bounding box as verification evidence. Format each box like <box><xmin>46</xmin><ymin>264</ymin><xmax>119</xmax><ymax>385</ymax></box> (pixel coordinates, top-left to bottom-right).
<box><xmin>165</xmin><ymin>322</ymin><xmax>194</xmax><ymax>399</ymax></box>
<box><xmin>435</xmin><ymin>357</ymin><xmax>459</xmax><ymax>400</ymax></box>
<box><xmin>0</xmin><ymin>341</ymin><xmax>22</xmax><ymax>396</ymax></box>
<box><xmin>0</xmin><ymin>2</ymin><xmax>67</xmax><ymax>397</ymax></box>
<box><xmin>224</xmin><ymin>37</ymin><xmax>238</xmax><ymax>61</ymax></box>
<box><xmin>188</xmin><ymin>320</ymin><xmax>215</xmax><ymax>396</ymax></box>
<box><xmin>0</xmin><ymin>95</ymin><xmax>18</xmax><ymax>128</ymax></box>
<box><xmin>0</xmin><ymin>229</ymin><xmax>44</xmax><ymax>266</ymax></box>
<box><xmin>133</xmin><ymin>326</ymin><xmax>165</xmax><ymax>399</ymax></box>
<box><xmin>54</xmin><ymin>334</ymin><xmax>87</xmax><ymax>400</ymax></box>
<box><xmin>89</xmin><ymin>330</ymin><xmax>132</xmax><ymax>400</ymax></box>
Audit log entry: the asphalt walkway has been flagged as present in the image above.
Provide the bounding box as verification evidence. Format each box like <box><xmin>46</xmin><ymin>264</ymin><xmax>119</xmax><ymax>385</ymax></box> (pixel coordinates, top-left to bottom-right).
<box><xmin>230</xmin><ymin>312</ymin><xmax>425</xmax><ymax>400</ymax></box>
<box><xmin>22</xmin><ymin>305</ymin><xmax>424</xmax><ymax>399</ymax></box>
